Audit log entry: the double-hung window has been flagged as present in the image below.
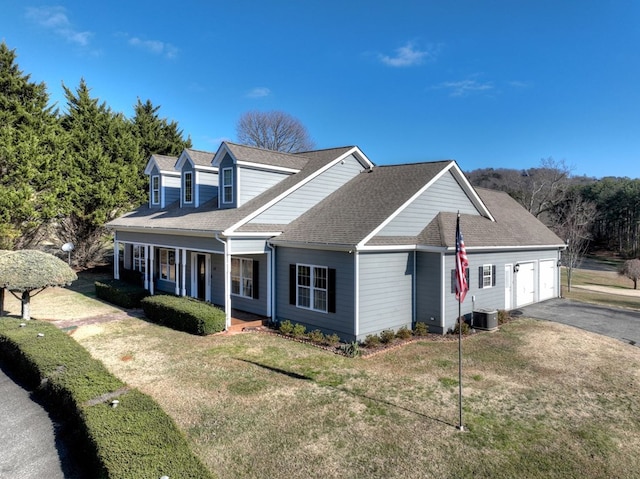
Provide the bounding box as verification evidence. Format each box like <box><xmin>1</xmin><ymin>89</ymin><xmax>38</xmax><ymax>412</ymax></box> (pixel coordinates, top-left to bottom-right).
<box><xmin>151</xmin><ymin>175</ymin><xmax>160</xmax><ymax>205</ymax></box>
<box><xmin>133</xmin><ymin>245</ymin><xmax>146</xmax><ymax>273</ymax></box>
<box><xmin>480</xmin><ymin>264</ymin><xmax>496</xmax><ymax>288</ymax></box>
<box><xmin>184</xmin><ymin>172</ymin><xmax>193</xmax><ymax>204</ymax></box>
<box><xmin>159</xmin><ymin>249</ymin><xmax>176</xmax><ymax>281</ymax></box>
<box><xmin>222</xmin><ymin>168</ymin><xmax>233</xmax><ymax>204</ymax></box>
<box><xmin>231</xmin><ymin>257</ymin><xmax>253</xmax><ymax>298</ymax></box>
<box><xmin>296</xmin><ymin>264</ymin><xmax>328</xmax><ymax>313</ymax></box>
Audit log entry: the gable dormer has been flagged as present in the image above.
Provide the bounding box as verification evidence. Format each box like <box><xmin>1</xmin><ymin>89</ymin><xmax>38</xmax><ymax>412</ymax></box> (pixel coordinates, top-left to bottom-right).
<box><xmin>212</xmin><ymin>142</ymin><xmax>307</xmax><ymax>209</ymax></box>
<box><xmin>175</xmin><ymin>148</ymin><xmax>218</xmax><ymax>208</ymax></box>
<box><xmin>144</xmin><ymin>154</ymin><xmax>180</xmax><ymax>209</ymax></box>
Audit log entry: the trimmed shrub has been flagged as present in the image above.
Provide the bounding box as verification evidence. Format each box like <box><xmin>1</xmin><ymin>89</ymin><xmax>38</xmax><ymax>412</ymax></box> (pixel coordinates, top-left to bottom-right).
<box><xmin>396</xmin><ymin>326</ymin><xmax>412</xmax><ymax>340</ymax></box>
<box><xmin>340</xmin><ymin>341</ymin><xmax>361</xmax><ymax>358</ymax></box>
<box><xmin>379</xmin><ymin>329</ymin><xmax>395</xmax><ymax>344</ymax></box>
<box><xmin>141</xmin><ymin>295</ymin><xmax>225</xmax><ymax>336</ymax></box>
<box><xmin>363</xmin><ymin>334</ymin><xmax>381</xmax><ymax>348</ymax></box>
<box><xmin>413</xmin><ymin>322</ymin><xmax>429</xmax><ymax>336</ymax></box>
<box><xmin>0</xmin><ymin>319</ymin><xmax>213</xmax><ymax>479</ymax></box>
<box><xmin>452</xmin><ymin>318</ymin><xmax>470</xmax><ymax>335</ymax></box>
<box><xmin>308</xmin><ymin>329</ymin><xmax>325</xmax><ymax>343</ymax></box>
<box><xmin>95</xmin><ymin>279</ymin><xmax>148</xmax><ymax>309</ymax></box>
<box><xmin>324</xmin><ymin>333</ymin><xmax>340</xmax><ymax>346</ymax></box>
<box><xmin>292</xmin><ymin>323</ymin><xmax>307</xmax><ymax>339</ymax></box>
<box><xmin>279</xmin><ymin>319</ymin><xmax>294</xmax><ymax>335</ymax></box>
<box><xmin>497</xmin><ymin>309</ymin><xmax>510</xmax><ymax>325</ymax></box>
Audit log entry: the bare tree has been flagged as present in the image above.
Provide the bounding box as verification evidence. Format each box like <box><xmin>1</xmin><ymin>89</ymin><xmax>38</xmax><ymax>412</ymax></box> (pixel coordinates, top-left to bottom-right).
<box><xmin>619</xmin><ymin>259</ymin><xmax>640</xmax><ymax>289</ymax></box>
<box><xmin>517</xmin><ymin>158</ymin><xmax>572</xmax><ymax>220</ymax></box>
<box><xmin>552</xmin><ymin>193</ymin><xmax>597</xmax><ymax>292</ymax></box>
<box><xmin>236</xmin><ymin>111</ymin><xmax>315</xmax><ymax>153</ymax></box>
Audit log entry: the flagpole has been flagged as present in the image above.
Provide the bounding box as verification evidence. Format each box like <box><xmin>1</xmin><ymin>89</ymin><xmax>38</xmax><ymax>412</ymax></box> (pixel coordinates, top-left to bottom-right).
<box><xmin>456</xmin><ymin>211</ymin><xmax>464</xmax><ymax>432</ymax></box>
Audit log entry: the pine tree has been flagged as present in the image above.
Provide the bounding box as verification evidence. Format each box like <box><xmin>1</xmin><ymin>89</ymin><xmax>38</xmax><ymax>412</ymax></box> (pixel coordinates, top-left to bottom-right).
<box><xmin>0</xmin><ymin>42</ymin><xmax>67</xmax><ymax>249</ymax></box>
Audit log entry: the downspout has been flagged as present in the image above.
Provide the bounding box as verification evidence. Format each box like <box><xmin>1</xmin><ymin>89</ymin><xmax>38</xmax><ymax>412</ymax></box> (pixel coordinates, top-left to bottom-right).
<box><xmin>266</xmin><ymin>242</ymin><xmax>276</xmax><ymax>321</ymax></box>
<box><xmin>440</xmin><ymin>252</ymin><xmax>446</xmax><ymax>334</ymax></box>
<box><xmin>215</xmin><ymin>234</ymin><xmax>231</xmax><ymax>330</ymax></box>
<box><xmin>181</xmin><ymin>249</ymin><xmax>187</xmax><ymax>297</ymax></box>
<box><xmin>113</xmin><ymin>240</ymin><xmax>120</xmax><ymax>280</ymax></box>
<box><xmin>354</xmin><ymin>249</ymin><xmax>359</xmax><ymax>339</ymax></box>
<box><xmin>149</xmin><ymin>246</ymin><xmax>155</xmax><ymax>295</ymax></box>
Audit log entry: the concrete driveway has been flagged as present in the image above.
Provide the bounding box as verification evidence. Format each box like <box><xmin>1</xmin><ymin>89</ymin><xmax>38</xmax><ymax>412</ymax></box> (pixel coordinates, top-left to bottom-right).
<box><xmin>0</xmin><ymin>364</ymin><xmax>87</xmax><ymax>478</ymax></box>
<box><xmin>517</xmin><ymin>298</ymin><xmax>640</xmax><ymax>347</ymax></box>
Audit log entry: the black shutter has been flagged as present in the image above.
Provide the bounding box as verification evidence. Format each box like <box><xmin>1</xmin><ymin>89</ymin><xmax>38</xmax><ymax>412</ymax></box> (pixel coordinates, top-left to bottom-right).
<box><xmin>478</xmin><ymin>266</ymin><xmax>484</xmax><ymax>288</ymax></box>
<box><xmin>253</xmin><ymin>260</ymin><xmax>260</xmax><ymax>299</ymax></box>
<box><xmin>289</xmin><ymin>264</ymin><xmax>296</xmax><ymax>305</ymax></box>
<box><xmin>450</xmin><ymin>269</ymin><xmax>456</xmax><ymax>293</ymax></box>
<box><xmin>328</xmin><ymin>268</ymin><xmax>336</xmax><ymax>313</ymax></box>
<box><xmin>492</xmin><ymin>265</ymin><xmax>496</xmax><ymax>287</ymax></box>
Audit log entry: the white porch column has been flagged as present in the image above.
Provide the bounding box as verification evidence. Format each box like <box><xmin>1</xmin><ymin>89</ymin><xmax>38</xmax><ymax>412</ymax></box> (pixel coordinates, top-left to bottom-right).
<box><xmin>143</xmin><ymin>245</ymin><xmax>150</xmax><ymax>290</ymax></box>
<box><xmin>174</xmin><ymin>247</ymin><xmax>180</xmax><ymax>296</ymax></box>
<box><xmin>224</xmin><ymin>246</ymin><xmax>231</xmax><ymax>329</ymax></box>
<box><xmin>148</xmin><ymin>246</ymin><xmax>155</xmax><ymax>295</ymax></box>
<box><xmin>181</xmin><ymin>249</ymin><xmax>187</xmax><ymax>297</ymax></box>
<box><xmin>114</xmin><ymin>241</ymin><xmax>120</xmax><ymax>279</ymax></box>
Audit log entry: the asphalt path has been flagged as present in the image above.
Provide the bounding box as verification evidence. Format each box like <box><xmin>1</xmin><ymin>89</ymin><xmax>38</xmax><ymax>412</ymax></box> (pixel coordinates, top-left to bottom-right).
<box><xmin>0</xmin><ymin>363</ymin><xmax>88</xmax><ymax>478</ymax></box>
<box><xmin>517</xmin><ymin>298</ymin><xmax>640</xmax><ymax>347</ymax></box>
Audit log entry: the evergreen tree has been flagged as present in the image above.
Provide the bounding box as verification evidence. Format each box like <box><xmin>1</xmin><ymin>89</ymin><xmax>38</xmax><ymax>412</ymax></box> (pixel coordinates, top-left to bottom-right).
<box><xmin>0</xmin><ymin>42</ymin><xmax>67</xmax><ymax>249</ymax></box>
<box><xmin>132</xmin><ymin>98</ymin><xmax>192</xmax><ymax>162</ymax></box>
<box><xmin>60</xmin><ymin>79</ymin><xmax>143</xmax><ymax>266</ymax></box>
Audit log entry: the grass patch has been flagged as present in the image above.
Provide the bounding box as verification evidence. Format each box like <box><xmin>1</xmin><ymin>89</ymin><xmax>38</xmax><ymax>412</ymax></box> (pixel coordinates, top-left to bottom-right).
<box><xmin>0</xmin><ymin>318</ymin><xmax>213</xmax><ymax>479</ymax></box>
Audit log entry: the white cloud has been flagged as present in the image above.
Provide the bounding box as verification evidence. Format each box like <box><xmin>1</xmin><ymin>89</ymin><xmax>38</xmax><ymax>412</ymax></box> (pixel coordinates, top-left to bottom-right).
<box><xmin>128</xmin><ymin>36</ymin><xmax>178</xmax><ymax>59</ymax></box>
<box><xmin>437</xmin><ymin>79</ymin><xmax>494</xmax><ymax>97</ymax></box>
<box><xmin>246</xmin><ymin>87</ymin><xmax>271</xmax><ymax>98</ymax></box>
<box><xmin>379</xmin><ymin>42</ymin><xmax>434</xmax><ymax>67</ymax></box>
<box><xmin>26</xmin><ymin>6</ymin><xmax>92</xmax><ymax>47</ymax></box>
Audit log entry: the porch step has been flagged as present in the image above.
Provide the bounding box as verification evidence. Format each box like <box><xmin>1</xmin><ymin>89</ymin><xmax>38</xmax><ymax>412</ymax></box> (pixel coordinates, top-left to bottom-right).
<box><xmin>227</xmin><ymin>319</ymin><xmax>265</xmax><ymax>333</ymax></box>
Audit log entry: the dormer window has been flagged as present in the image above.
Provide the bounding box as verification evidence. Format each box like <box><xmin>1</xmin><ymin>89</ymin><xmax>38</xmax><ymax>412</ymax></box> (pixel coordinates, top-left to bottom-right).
<box><xmin>222</xmin><ymin>168</ymin><xmax>233</xmax><ymax>204</ymax></box>
<box><xmin>151</xmin><ymin>175</ymin><xmax>160</xmax><ymax>205</ymax></box>
<box><xmin>184</xmin><ymin>172</ymin><xmax>193</xmax><ymax>204</ymax></box>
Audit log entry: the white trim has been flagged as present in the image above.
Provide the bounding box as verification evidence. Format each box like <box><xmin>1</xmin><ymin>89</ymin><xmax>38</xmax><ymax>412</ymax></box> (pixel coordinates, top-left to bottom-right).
<box><xmin>440</xmin><ymin>252</ymin><xmax>446</xmax><ymax>332</ymax></box>
<box><xmin>412</xmin><ymin>250</ymin><xmax>416</xmax><ymax>324</ymax></box>
<box><xmin>174</xmin><ymin>247</ymin><xmax>180</xmax><ymax>295</ymax></box>
<box><xmin>223</xmin><ymin>147</ymin><xmax>373</xmax><ymax>235</ymax></box>
<box><xmin>481</xmin><ymin>264</ymin><xmax>494</xmax><ymax>289</ymax></box>
<box><xmin>151</xmin><ymin>175</ymin><xmax>160</xmax><ymax>205</ymax></box>
<box><xmin>222</xmin><ymin>167</ymin><xmax>233</xmax><ymax>204</ymax></box>
<box><xmin>230</xmin><ymin>257</ymin><xmax>254</xmax><ymax>299</ymax></box>
<box><xmin>181</xmin><ymin>249</ymin><xmax>187</xmax><ymax>297</ymax></box>
<box><xmin>182</xmin><ymin>171</ymin><xmax>194</xmax><ymax>205</ymax></box>
<box><xmin>236</xmin><ymin>160</ymin><xmax>300</xmax><ymax>174</ymax></box>
<box><xmin>266</xmin><ymin>245</ymin><xmax>273</xmax><ymax>318</ymax></box>
<box><xmin>294</xmin><ymin>263</ymin><xmax>329</xmax><ymax>313</ymax></box>
<box><xmin>354</xmin><ymin>251</ymin><xmax>360</xmax><ymax>337</ymax></box>
<box><xmin>113</xmin><ymin>241</ymin><xmax>120</xmax><ymax>280</ymax></box>
<box><xmin>447</xmin><ymin>162</ymin><xmax>495</xmax><ymax>221</ymax></box>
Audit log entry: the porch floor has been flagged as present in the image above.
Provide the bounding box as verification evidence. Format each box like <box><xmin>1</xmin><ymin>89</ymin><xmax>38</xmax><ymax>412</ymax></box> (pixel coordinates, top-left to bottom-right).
<box><xmin>228</xmin><ymin>309</ymin><xmax>268</xmax><ymax>333</ymax></box>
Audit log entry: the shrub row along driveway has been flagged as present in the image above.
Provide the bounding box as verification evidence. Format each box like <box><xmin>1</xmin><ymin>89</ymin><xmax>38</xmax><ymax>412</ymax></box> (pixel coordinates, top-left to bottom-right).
<box><xmin>518</xmin><ymin>298</ymin><xmax>640</xmax><ymax>347</ymax></box>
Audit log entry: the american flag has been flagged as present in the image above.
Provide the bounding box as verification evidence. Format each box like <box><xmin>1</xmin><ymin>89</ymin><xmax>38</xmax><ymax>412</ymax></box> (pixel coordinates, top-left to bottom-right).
<box><xmin>455</xmin><ymin>214</ymin><xmax>469</xmax><ymax>303</ymax></box>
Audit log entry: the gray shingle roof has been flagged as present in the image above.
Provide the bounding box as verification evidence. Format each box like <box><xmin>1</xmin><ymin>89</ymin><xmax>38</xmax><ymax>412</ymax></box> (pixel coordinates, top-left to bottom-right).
<box><xmin>186</xmin><ymin>148</ymin><xmax>216</xmax><ymax>166</ymax></box>
<box><xmin>150</xmin><ymin>154</ymin><xmax>178</xmax><ymax>172</ymax></box>
<box><xmin>270</xmin><ymin>161</ymin><xmax>452</xmax><ymax>246</ymax></box>
<box><xmin>107</xmin><ymin>146</ymin><xmax>355</xmax><ymax>233</ymax></box>
<box><xmin>225</xmin><ymin>142</ymin><xmax>311</xmax><ymax>170</ymax></box>
<box><xmin>417</xmin><ymin>188</ymin><xmax>564</xmax><ymax>249</ymax></box>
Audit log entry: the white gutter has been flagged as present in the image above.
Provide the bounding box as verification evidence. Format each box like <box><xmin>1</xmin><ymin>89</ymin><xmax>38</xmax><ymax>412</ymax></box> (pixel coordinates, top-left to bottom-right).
<box><xmin>266</xmin><ymin>242</ymin><xmax>276</xmax><ymax>320</ymax></box>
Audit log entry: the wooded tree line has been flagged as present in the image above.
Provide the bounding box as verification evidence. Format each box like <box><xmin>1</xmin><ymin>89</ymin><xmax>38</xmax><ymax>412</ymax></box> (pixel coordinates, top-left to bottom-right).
<box><xmin>0</xmin><ymin>43</ymin><xmax>191</xmax><ymax>266</ymax></box>
<box><xmin>467</xmin><ymin>161</ymin><xmax>640</xmax><ymax>259</ymax></box>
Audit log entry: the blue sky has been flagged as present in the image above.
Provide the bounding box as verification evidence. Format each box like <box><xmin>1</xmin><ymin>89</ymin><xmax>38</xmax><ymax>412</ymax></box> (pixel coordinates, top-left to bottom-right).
<box><xmin>2</xmin><ymin>1</ymin><xmax>639</xmax><ymax>179</ymax></box>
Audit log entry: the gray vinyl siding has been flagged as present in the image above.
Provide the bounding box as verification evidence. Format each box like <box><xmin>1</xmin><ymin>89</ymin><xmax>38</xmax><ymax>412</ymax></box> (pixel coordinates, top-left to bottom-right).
<box><xmin>416</xmin><ymin>252</ymin><xmax>443</xmax><ymax>333</ymax></box>
<box><xmin>218</xmin><ymin>153</ymin><xmax>237</xmax><ymax>209</ymax></box>
<box><xmin>238</xmin><ymin>167</ymin><xmax>289</xmax><ymax>206</ymax></box>
<box><xmin>276</xmin><ymin>247</ymin><xmax>355</xmax><ymax>341</ymax></box>
<box><xmin>379</xmin><ymin>171</ymin><xmax>479</xmax><ymax>236</ymax></box>
<box><xmin>164</xmin><ymin>175</ymin><xmax>180</xmax><ymax>207</ymax></box>
<box><xmin>211</xmin><ymin>253</ymin><xmax>225</xmax><ymax>306</ymax></box>
<box><xmin>442</xmin><ymin>248</ymin><xmax>561</xmax><ymax>332</ymax></box>
<box><xmin>229</xmin><ymin>238</ymin><xmax>269</xmax><ymax>255</ymax></box>
<box><xmin>115</xmin><ymin>231</ymin><xmax>224</xmax><ymax>253</ymax></box>
<box><xmin>250</xmin><ymin>154</ymin><xmax>367</xmax><ymax>225</ymax></box>
<box><xmin>357</xmin><ymin>252</ymin><xmax>414</xmax><ymax>340</ymax></box>
<box><xmin>196</xmin><ymin>171</ymin><xmax>218</xmax><ymax>206</ymax></box>
<box><xmin>230</xmin><ymin>254</ymin><xmax>269</xmax><ymax>316</ymax></box>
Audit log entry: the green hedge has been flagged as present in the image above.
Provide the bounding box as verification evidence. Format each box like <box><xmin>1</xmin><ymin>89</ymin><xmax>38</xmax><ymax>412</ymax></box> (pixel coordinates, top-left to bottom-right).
<box><xmin>0</xmin><ymin>319</ymin><xmax>214</xmax><ymax>479</ymax></box>
<box><xmin>141</xmin><ymin>295</ymin><xmax>225</xmax><ymax>335</ymax></box>
<box><xmin>95</xmin><ymin>279</ymin><xmax>149</xmax><ymax>309</ymax></box>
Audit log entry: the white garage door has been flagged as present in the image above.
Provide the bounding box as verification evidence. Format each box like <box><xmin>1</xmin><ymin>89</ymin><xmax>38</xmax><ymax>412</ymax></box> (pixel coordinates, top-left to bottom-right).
<box><xmin>539</xmin><ymin>260</ymin><xmax>556</xmax><ymax>301</ymax></box>
<box><xmin>516</xmin><ymin>262</ymin><xmax>535</xmax><ymax>307</ymax></box>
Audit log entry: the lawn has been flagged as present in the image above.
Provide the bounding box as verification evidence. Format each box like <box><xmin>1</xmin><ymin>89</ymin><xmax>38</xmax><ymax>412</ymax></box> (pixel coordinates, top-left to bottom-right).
<box><xmin>562</xmin><ymin>266</ymin><xmax>640</xmax><ymax>310</ymax></box>
<box><xmin>8</xmin><ymin>265</ymin><xmax>639</xmax><ymax>478</ymax></box>
<box><xmin>72</xmin><ymin>316</ymin><xmax>640</xmax><ymax>478</ymax></box>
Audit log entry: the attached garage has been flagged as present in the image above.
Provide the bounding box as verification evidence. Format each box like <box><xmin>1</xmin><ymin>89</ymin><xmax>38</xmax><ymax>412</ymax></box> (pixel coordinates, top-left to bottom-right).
<box><xmin>516</xmin><ymin>262</ymin><xmax>535</xmax><ymax>306</ymax></box>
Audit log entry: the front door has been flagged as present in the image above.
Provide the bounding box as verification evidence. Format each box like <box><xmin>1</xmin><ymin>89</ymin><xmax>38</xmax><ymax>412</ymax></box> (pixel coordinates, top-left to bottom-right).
<box><xmin>197</xmin><ymin>254</ymin><xmax>206</xmax><ymax>300</ymax></box>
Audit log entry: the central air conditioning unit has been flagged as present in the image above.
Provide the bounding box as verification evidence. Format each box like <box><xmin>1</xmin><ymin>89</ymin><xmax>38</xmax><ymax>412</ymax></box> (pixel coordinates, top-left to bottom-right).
<box><xmin>473</xmin><ymin>309</ymin><xmax>498</xmax><ymax>331</ymax></box>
